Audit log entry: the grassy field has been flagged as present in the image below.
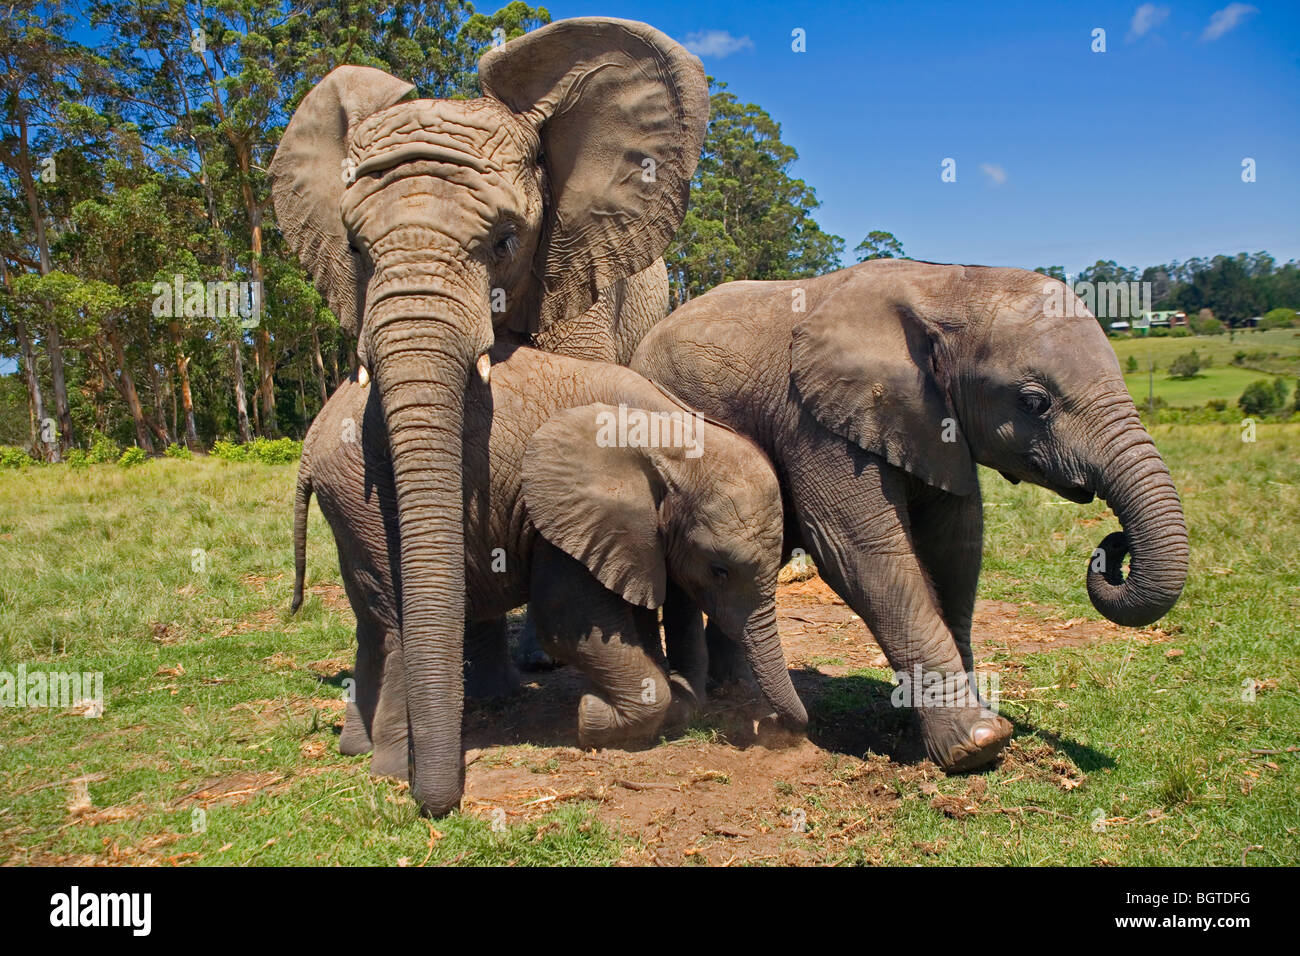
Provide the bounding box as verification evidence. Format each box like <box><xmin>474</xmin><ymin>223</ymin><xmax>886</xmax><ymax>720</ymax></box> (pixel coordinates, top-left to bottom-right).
<box><xmin>1112</xmin><ymin>327</ymin><xmax>1300</xmax><ymax>410</ymax></box>
<box><xmin>1</xmin><ymin>418</ymin><xmax>1296</xmax><ymax>865</ymax></box>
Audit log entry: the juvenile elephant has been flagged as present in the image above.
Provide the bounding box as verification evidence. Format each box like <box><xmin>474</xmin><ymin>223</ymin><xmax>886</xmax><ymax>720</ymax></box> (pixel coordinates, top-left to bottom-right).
<box><xmin>632</xmin><ymin>259</ymin><xmax>1188</xmax><ymax>772</ymax></box>
<box><xmin>271</xmin><ymin>18</ymin><xmax>707</xmax><ymax>814</ymax></box>
<box><xmin>292</xmin><ymin>345</ymin><xmax>807</xmax><ymax>777</ymax></box>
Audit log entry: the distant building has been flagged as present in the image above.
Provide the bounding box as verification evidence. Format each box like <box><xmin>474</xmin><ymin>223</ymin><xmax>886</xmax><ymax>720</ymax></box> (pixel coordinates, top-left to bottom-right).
<box><xmin>1142</xmin><ymin>310</ymin><xmax>1187</xmax><ymax>330</ymax></box>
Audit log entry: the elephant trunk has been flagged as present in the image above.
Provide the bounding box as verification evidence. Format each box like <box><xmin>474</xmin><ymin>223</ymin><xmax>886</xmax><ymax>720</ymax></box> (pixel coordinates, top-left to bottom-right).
<box><xmin>1086</xmin><ymin>417</ymin><xmax>1188</xmax><ymax>627</ymax></box>
<box><xmin>368</xmin><ymin>285</ymin><xmax>490</xmax><ymax>817</ymax></box>
<box><xmin>740</xmin><ymin>598</ymin><xmax>808</xmax><ymax>731</ymax></box>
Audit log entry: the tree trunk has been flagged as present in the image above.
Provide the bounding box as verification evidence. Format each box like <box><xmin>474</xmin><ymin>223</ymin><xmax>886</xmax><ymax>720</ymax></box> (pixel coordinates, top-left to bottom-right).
<box><xmin>310</xmin><ymin>326</ymin><xmax>329</xmax><ymax>406</ymax></box>
<box><xmin>2</xmin><ymin>261</ymin><xmax>52</xmax><ymax>460</ymax></box>
<box><xmin>171</xmin><ymin>323</ymin><xmax>200</xmax><ymax>449</ymax></box>
<box><xmin>15</xmin><ymin>104</ymin><xmax>72</xmax><ymax>458</ymax></box>
<box><xmin>230</xmin><ymin>337</ymin><xmax>252</xmax><ymax>442</ymax></box>
<box><xmin>105</xmin><ymin>325</ymin><xmax>155</xmax><ymax>454</ymax></box>
<box><xmin>44</xmin><ymin>321</ymin><xmax>73</xmax><ymax>458</ymax></box>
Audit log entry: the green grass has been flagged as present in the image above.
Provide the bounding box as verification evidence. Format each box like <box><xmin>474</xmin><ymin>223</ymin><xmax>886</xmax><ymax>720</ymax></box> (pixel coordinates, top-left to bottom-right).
<box><xmin>1111</xmin><ymin>327</ymin><xmax>1300</xmax><ymax>409</ymax></box>
<box><xmin>2</xmin><ymin>423</ymin><xmax>1297</xmax><ymax>866</ymax></box>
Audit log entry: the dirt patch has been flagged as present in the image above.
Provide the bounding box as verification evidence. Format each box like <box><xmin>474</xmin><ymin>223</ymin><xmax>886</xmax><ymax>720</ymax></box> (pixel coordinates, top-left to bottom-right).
<box><xmin>450</xmin><ymin>572</ymin><xmax>1125</xmax><ymax>863</ymax></box>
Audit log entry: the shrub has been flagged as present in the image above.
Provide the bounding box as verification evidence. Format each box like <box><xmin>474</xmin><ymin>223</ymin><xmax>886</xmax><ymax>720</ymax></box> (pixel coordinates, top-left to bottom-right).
<box><xmin>1170</xmin><ymin>327</ymin><xmax>1192</xmax><ymax>337</ymax></box>
<box><xmin>1125</xmin><ymin>355</ymin><xmax>1139</xmax><ymax>373</ymax></box>
<box><xmin>164</xmin><ymin>443</ymin><xmax>193</xmax><ymax>460</ymax></box>
<box><xmin>0</xmin><ymin>445</ymin><xmax>35</xmax><ymax>469</ymax></box>
<box><xmin>64</xmin><ymin>448</ymin><xmax>88</xmax><ymax>467</ymax></box>
<box><xmin>1191</xmin><ymin>315</ymin><xmax>1225</xmax><ymax>335</ymax></box>
<box><xmin>211</xmin><ymin>437</ymin><xmax>302</xmax><ymax>464</ymax></box>
<box><xmin>1206</xmin><ymin>398</ymin><xmax>1227</xmax><ymax>412</ymax></box>
<box><xmin>1260</xmin><ymin>307</ymin><xmax>1298</xmax><ymax>330</ymax></box>
<box><xmin>87</xmin><ymin>434</ymin><xmax>121</xmax><ymax>464</ymax></box>
<box><xmin>117</xmin><ymin>446</ymin><xmax>147</xmax><ymax>467</ymax></box>
<box><xmin>1238</xmin><ymin>378</ymin><xmax>1288</xmax><ymax>417</ymax></box>
<box><xmin>1168</xmin><ymin>351</ymin><xmax>1201</xmax><ymax>380</ymax></box>
<box><xmin>1148</xmin><ymin>326</ymin><xmax>1170</xmax><ymax>337</ymax></box>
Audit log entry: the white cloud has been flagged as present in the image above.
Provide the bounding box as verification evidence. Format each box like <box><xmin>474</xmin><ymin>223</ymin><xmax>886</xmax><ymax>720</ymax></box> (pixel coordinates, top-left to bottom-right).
<box><xmin>681</xmin><ymin>30</ymin><xmax>754</xmax><ymax>58</ymax></box>
<box><xmin>1202</xmin><ymin>3</ymin><xmax>1258</xmax><ymax>41</ymax></box>
<box><xmin>1127</xmin><ymin>4</ymin><xmax>1170</xmax><ymax>41</ymax></box>
<box><xmin>980</xmin><ymin>163</ymin><xmax>1007</xmax><ymax>186</ymax></box>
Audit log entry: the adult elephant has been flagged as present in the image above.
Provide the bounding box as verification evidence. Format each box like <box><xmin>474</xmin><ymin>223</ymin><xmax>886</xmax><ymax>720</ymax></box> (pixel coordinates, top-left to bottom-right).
<box><xmin>632</xmin><ymin>259</ymin><xmax>1188</xmax><ymax>771</ymax></box>
<box><xmin>271</xmin><ymin>18</ymin><xmax>708</xmax><ymax>816</ymax></box>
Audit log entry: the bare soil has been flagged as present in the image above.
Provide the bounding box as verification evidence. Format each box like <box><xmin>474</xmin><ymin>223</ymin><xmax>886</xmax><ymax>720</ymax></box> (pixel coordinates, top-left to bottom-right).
<box><xmin>450</xmin><ymin>574</ymin><xmax>1129</xmax><ymax>864</ymax></box>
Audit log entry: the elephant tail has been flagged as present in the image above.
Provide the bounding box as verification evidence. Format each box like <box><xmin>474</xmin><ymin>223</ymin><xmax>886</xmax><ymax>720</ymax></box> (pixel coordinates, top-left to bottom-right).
<box><xmin>291</xmin><ymin>458</ymin><xmax>312</xmax><ymax>614</ymax></box>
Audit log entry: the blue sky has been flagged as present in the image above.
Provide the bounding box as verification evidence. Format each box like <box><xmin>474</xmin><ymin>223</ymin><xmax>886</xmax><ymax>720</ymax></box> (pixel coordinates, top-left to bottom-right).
<box><xmin>554</xmin><ymin>0</ymin><xmax>1299</xmax><ymax>273</ymax></box>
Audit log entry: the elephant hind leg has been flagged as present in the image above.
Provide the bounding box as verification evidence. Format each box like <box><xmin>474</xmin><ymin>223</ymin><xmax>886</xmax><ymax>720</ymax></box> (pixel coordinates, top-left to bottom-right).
<box><xmin>339</xmin><ymin>614</ymin><xmax>385</xmax><ymax>757</ymax></box>
<box><xmin>368</xmin><ymin>634</ymin><xmax>410</xmax><ymax>779</ymax></box>
<box><xmin>530</xmin><ymin>541</ymin><xmax>671</xmax><ymax>748</ymax></box>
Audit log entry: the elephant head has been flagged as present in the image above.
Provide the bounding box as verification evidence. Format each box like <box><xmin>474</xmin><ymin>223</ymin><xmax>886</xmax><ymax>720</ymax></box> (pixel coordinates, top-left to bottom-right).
<box><xmin>520</xmin><ymin>403</ymin><xmax>808</xmax><ymax>731</ymax></box>
<box><xmin>270</xmin><ymin>18</ymin><xmax>708</xmax><ymax>815</ymax></box>
<box><xmin>790</xmin><ymin>259</ymin><xmax>1187</xmax><ymax>627</ymax></box>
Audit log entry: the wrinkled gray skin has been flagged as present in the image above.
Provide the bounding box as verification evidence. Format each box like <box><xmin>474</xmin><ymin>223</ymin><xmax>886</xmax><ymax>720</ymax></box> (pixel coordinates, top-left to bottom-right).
<box><xmin>504</xmin><ymin>258</ymin><xmax>673</xmax><ymax>671</ymax></box>
<box><xmin>632</xmin><ymin>259</ymin><xmax>1188</xmax><ymax>772</ymax></box>
<box><xmin>292</xmin><ymin>344</ymin><xmax>806</xmax><ymax>778</ymax></box>
<box><xmin>271</xmin><ymin>18</ymin><xmax>707</xmax><ymax>815</ymax></box>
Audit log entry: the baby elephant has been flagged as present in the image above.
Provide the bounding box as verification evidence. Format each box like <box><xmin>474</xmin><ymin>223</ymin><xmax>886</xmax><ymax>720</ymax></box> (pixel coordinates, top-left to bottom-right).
<box><xmin>633</xmin><ymin>259</ymin><xmax>1187</xmax><ymax>772</ymax></box>
<box><xmin>293</xmin><ymin>344</ymin><xmax>806</xmax><ymax>777</ymax></box>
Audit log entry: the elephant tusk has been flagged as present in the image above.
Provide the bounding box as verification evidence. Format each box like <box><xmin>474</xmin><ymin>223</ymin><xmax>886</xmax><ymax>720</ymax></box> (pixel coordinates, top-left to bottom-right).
<box><xmin>476</xmin><ymin>352</ymin><xmax>492</xmax><ymax>384</ymax></box>
<box><xmin>357</xmin><ymin>365</ymin><xmax>370</xmax><ymax>387</ymax></box>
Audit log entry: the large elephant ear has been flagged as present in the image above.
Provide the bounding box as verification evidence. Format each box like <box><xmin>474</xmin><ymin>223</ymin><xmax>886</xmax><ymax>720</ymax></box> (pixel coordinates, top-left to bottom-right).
<box><xmin>479</xmin><ymin>18</ymin><xmax>708</xmax><ymax>333</ymax></box>
<box><xmin>270</xmin><ymin>67</ymin><xmax>414</xmax><ymax>336</ymax></box>
<box><xmin>791</xmin><ymin>279</ymin><xmax>977</xmax><ymax>495</ymax></box>
<box><xmin>522</xmin><ymin>404</ymin><xmax>667</xmax><ymax>609</ymax></box>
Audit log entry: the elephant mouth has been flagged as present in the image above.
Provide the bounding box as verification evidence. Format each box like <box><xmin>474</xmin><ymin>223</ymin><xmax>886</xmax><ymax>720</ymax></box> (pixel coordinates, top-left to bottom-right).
<box><xmin>1054</xmin><ymin>483</ymin><xmax>1096</xmax><ymax>504</ymax></box>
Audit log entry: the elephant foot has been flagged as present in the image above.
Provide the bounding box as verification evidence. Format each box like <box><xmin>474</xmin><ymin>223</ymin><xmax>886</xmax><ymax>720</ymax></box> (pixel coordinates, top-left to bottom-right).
<box><xmin>918</xmin><ymin>706</ymin><xmax>1013</xmax><ymax>772</ymax></box>
<box><xmin>577</xmin><ymin>692</ymin><xmax>667</xmax><ymax>749</ymax></box>
<box><xmin>369</xmin><ymin>738</ymin><xmax>408</xmax><ymax>780</ymax></box>
<box><xmin>465</xmin><ymin>659</ymin><xmax>522</xmax><ymax>700</ymax></box>
<box><xmin>338</xmin><ymin>700</ymin><xmax>373</xmax><ymax>756</ymax></box>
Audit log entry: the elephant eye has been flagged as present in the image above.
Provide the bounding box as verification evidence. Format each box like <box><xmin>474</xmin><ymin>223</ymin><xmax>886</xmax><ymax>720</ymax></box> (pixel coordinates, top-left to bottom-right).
<box><xmin>1018</xmin><ymin>385</ymin><xmax>1052</xmax><ymax>416</ymax></box>
<box><xmin>709</xmin><ymin>563</ymin><xmax>729</xmax><ymax>584</ymax></box>
<box><xmin>491</xmin><ymin>224</ymin><xmax>519</xmax><ymax>261</ymax></box>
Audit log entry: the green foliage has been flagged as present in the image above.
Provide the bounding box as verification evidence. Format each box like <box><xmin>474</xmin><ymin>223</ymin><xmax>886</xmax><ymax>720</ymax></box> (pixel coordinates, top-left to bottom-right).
<box><xmin>1191</xmin><ymin>314</ymin><xmax>1225</xmax><ymax>335</ymax></box>
<box><xmin>1125</xmin><ymin>354</ymin><xmax>1139</xmax><ymax>373</ymax></box>
<box><xmin>665</xmin><ymin>79</ymin><xmax>844</xmax><ymax>303</ymax></box>
<box><xmin>164</xmin><ymin>443</ymin><xmax>193</xmax><ymax>460</ymax></box>
<box><xmin>1167</xmin><ymin>351</ymin><xmax>1201</xmax><ymax>379</ymax></box>
<box><xmin>117</xmin><ymin>446</ymin><xmax>146</xmax><ymax>467</ymax></box>
<box><xmin>212</xmin><ymin>437</ymin><xmax>301</xmax><ymax>464</ymax></box>
<box><xmin>1260</xmin><ymin>307</ymin><xmax>1298</xmax><ymax>330</ymax></box>
<box><xmin>1238</xmin><ymin>378</ymin><xmax>1289</xmax><ymax>417</ymax></box>
<box><xmin>86</xmin><ymin>434</ymin><xmax>121</xmax><ymax>464</ymax></box>
<box><xmin>0</xmin><ymin>445</ymin><xmax>36</xmax><ymax>468</ymax></box>
<box><xmin>854</xmin><ymin>230</ymin><xmax>905</xmax><ymax>262</ymax></box>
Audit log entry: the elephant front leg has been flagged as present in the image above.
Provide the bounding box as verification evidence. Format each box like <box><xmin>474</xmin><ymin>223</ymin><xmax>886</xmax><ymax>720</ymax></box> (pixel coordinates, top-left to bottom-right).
<box><xmin>464</xmin><ymin>617</ymin><xmax>522</xmax><ymax>699</ymax></box>
<box><xmin>909</xmin><ymin>486</ymin><xmax>983</xmax><ymax>675</ymax></box>
<box><xmin>530</xmin><ymin>541</ymin><xmax>671</xmax><ymax>748</ymax></box>
<box><xmin>662</xmin><ymin>580</ymin><xmax>708</xmax><ymax>726</ymax></box>
<box><xmin>787</xmin><ymin>444</ymin><xmax>1011</xmax><ymax>771</ymax></box>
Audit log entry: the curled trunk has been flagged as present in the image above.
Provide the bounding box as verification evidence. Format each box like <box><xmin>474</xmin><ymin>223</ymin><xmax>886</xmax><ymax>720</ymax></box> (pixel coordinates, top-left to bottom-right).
<box><xmin>1086</xmin><ymin>424</ymin><xmax>1188</xmax><ymax>627</ymax></box>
